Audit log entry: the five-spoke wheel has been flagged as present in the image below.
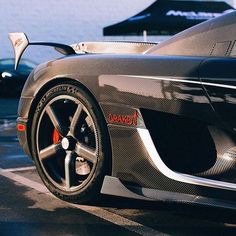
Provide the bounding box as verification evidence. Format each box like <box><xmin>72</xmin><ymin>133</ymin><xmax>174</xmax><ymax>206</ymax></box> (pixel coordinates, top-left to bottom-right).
<box><xmin>31</xmin><ymin>83</ymin><xmax>109</xmax><ymax>203</ymax></box>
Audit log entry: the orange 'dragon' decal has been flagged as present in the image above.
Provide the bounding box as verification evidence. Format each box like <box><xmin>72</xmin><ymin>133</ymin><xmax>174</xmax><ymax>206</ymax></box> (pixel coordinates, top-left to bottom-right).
<box><xmin>108</xmin><ymin>111</ymin><xmax>137</xmax><ymax>127</ymax></box>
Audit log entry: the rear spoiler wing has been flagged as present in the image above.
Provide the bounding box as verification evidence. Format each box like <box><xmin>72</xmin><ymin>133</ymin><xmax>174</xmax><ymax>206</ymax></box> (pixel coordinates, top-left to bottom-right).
<box><xmin>9</xmin><ymin>32</ymin><xmax>76</xmax><ymax>69</ymax></box>
<box><xmin>9</xmin><ymin>32</ymin><xmax>157</xmax><ymax>70</ymax></box>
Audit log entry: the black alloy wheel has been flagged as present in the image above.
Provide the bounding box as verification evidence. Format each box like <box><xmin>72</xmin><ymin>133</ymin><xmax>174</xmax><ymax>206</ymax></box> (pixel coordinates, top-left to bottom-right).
<box><xmin>31</xmin><ymin>83</ymin><xmax>109</xmax><ymax>203</ymax></box>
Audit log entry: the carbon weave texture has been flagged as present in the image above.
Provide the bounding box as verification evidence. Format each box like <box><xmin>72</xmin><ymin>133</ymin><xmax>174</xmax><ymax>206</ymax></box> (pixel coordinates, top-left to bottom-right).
<box><xmin>196</xmin><ymin>148</ymin><xmax>236</xmax><ymax>183</ymax></box>
<box><xmin>108</xmin><ymin>125</ymin><xmax>236</xmax><ymax>201</ymax></box>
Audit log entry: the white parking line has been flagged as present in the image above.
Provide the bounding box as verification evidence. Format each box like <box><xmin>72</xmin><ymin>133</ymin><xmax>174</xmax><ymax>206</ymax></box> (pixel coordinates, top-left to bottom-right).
<box><xmin>2</xmin><ymin>166</ymin><xmax>36</xmax><ymax>172</ymax></box>
<box><xmin>0</xmin><ymin>168</ymin><xmax>49</xmax><ymax>193</ymax></box>
<box><xmin>0</xmin><ymin>167</ymin><xmax>166</xmax><ymax>236</ymax></box>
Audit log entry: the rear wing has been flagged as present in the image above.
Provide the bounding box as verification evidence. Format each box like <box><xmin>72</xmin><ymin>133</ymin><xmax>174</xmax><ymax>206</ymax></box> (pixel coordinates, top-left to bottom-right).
<box><xmin>9</xmin><ymin>32</ymin><xmax>157</xmax><ymax>70</ymax></box>
<box><xmin>70</xmin><ymin>41</ymin><xmax>157</xmax><ymax>55</ymax></box>
<box><xmin>9</xmin><ymin>32</ymin><xmax>76</xmax><ymax>69</ymax></box>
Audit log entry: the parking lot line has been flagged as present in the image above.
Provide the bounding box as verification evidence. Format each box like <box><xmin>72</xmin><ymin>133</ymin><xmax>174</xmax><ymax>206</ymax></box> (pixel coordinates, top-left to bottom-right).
<box><xmin>0</xmin><ymin>167</ymin><xmax>165</xmax><ymax>236</ymax></box>
<box><xmin>0</xmin><ymin>167</ymin><xmax>49</xmax><ymax>193</ymax></box>
<box><xmin>2</xmin><ymin>166</ymin><xmax>36</xmax><ymax>172</ymax></box>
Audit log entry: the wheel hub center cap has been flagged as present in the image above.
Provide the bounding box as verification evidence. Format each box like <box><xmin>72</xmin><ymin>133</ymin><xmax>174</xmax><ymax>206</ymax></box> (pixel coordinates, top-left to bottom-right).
<box><xmin>61</xmin><ymin>136</ymin><xmax>76</xmax><ymax>150</ymax></box>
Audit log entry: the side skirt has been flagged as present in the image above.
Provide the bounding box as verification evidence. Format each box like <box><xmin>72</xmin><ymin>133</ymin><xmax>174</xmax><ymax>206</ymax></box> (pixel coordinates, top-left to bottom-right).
<box><xmin>101</xmin><ymin>175</ymin><xmax>236</xmax><ymax>210</ymax></box>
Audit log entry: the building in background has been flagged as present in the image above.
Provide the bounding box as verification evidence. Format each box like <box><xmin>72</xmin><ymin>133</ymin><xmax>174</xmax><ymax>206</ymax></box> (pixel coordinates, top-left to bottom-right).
<box><xmin>0</xmin><ymin>0</ymin><xmax>235</xmax><ymax>62</ymax></box>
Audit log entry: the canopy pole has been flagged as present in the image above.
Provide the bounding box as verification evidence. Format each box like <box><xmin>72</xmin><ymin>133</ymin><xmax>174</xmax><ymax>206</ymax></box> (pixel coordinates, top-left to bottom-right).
<box><xmin>143</xmin><ymin>30</ymin><xmax>147</xmax><ymax>42</ymax></box>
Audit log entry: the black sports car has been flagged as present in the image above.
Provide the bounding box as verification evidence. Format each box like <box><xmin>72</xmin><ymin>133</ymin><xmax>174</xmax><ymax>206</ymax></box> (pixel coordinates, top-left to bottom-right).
<box><xmin>0</xmin><ymin>58</ymin><xmax>37</xmax><ymax>97</ymax></box>
<box><xmin>11</xmin><ymin>11</ymin><xmax>236</xmax><ymax>209</ymax></box>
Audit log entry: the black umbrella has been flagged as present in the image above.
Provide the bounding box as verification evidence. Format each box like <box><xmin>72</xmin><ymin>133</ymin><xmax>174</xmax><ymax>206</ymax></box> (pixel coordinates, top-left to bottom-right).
<box><xmin>103</xmin><ymin>0</ymin><xmax>234</xmax><ymax>36</ymax></box>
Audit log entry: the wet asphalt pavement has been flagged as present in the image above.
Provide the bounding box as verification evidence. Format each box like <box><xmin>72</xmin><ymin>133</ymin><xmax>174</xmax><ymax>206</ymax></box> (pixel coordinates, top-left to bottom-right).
<box><xmin>1</xmin><ymin>99</ymin><xmax>236</xmax><ymax>236</ymax></box>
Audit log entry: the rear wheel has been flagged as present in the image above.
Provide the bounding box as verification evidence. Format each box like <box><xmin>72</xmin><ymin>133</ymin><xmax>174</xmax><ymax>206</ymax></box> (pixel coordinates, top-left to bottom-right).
<box><xmin>31</xmin><ymin>83</ymin><xmax>109</xmax><ymax>203</ymax></box>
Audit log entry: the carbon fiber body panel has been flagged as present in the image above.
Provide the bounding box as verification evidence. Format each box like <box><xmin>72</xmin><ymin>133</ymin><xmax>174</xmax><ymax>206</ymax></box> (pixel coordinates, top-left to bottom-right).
<box><xmin>101</xmin><ymin>176</ymin><xmax>236</xmax><ymax>210</ymax></box>
<box><xmin>108</xmin><ymin>125</ymin><xmax>236</xmax><ymax>202</ymax></box>
<box><xmin>16</xmin><ymin>12</ymin><xmax>236</xmax><ymax>208</ymax></box>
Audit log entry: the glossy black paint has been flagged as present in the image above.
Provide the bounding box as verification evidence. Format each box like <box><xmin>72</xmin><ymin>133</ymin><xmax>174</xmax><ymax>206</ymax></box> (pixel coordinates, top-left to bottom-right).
<box><xmin>0</xmin><ymin>58</ymin><xmax>37</xmax><ymax>97</ymax></box>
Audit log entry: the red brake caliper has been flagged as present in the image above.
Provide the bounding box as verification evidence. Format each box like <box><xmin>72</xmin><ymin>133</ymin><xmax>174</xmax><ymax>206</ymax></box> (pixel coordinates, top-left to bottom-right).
<box><xmin>52</xmin><ymin>128</ymin><xmax>61</xmax><ymax>144</ymax></box>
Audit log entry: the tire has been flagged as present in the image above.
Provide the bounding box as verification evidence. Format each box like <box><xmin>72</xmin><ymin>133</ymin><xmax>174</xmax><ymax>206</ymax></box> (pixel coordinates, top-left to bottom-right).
<box><xmin>31</xmin><ymin>83</ymin><xmax>109</xmax><ymax>203</ymax></box>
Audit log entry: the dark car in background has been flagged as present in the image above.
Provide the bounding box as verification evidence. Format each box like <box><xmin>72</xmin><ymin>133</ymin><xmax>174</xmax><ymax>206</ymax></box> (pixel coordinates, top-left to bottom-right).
<box><xmin>0</xmin><ymin>58</ymin><xmax>37</xmax><ymax>97</ymax></box>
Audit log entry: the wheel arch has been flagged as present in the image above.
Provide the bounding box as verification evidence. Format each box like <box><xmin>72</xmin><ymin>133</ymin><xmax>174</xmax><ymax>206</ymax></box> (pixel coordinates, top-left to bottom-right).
<box><xmin>27</xmin><ymin>77</ymin><xmax>112</xmax><ymax>176</ymax></box>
